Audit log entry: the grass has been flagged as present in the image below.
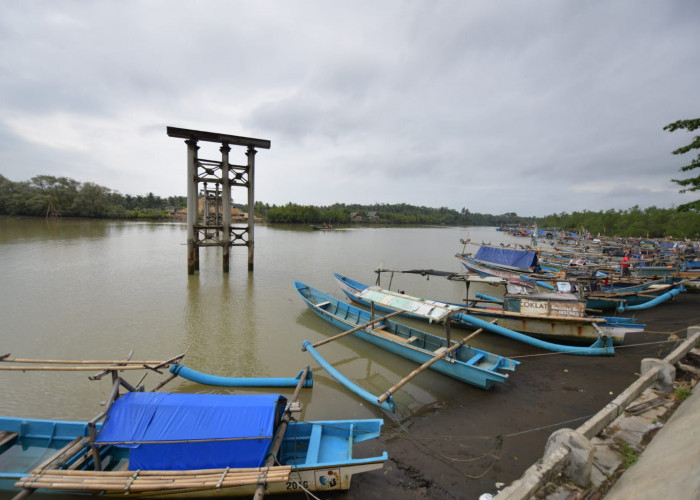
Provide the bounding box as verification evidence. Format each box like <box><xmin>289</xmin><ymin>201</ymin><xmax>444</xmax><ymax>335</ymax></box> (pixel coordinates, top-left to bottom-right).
<box><xmin>674</xmin><ymin>386</ymin><xmax>692</xmax><ymax>401</ymax></box>
<box><xmin>617</xmin><ymin>440</ymin><xmax>639</xmax><ymax>469</ymax></box>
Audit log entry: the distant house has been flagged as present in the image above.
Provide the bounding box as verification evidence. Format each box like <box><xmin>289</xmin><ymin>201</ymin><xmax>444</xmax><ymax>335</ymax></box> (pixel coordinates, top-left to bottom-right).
<box><xmin>349</xmin><ymin>211</ymin><xmax>379</xmax><ymax>223</ymax></box>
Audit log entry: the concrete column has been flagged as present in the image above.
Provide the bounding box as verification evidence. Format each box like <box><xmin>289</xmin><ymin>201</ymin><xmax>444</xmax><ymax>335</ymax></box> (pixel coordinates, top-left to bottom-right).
<box><xmin>246</xmin><ymin>146</ymin><xmax>257</xmax><ymax>271</ymax></box>
<box><xmin>221</xmin><ymin>143</ymin><xmax>231</xmax><ymax>273</ymax></box>
<box><xmin>185</xmin><ymin>139</ymin><xmax>199</xmax><ymax>274</ymax></box>
<box><xmin>544</xmin><ymin>428</ymin><xmax>594</xmax><ymax>488</ymax></box>
<box><xmin>641</xmin><ymin>358</ymin><xmax>675</xmax><ymax>392</ymax></box>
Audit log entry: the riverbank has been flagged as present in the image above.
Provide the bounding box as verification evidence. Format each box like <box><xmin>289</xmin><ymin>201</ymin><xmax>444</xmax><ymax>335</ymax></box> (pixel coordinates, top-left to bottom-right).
<box><xmin>495</xmin><ymin>327</ymin><xmax>699</xmax><ymax>499</ymax></box>
<box><xmin>342</xmin><ymin>292</ymin><xmax>700</xmax><ymax>499</ymax></box>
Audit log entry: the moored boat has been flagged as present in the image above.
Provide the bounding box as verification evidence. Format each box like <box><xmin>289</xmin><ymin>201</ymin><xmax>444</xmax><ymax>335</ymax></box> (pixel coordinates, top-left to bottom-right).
<box><xmin>0</xmin><ymin>358</ymin><xmax>387</xmax><ymax>498</ymax></box>
<box><xmin>334</xmin><ymin>273</ymin><xmax>628</xmax><ymax>350</ymax></box>
<box><xmin>294</xmin><ymin>280</ymin><xmax>519</xmax><ymax>391</ymax></box>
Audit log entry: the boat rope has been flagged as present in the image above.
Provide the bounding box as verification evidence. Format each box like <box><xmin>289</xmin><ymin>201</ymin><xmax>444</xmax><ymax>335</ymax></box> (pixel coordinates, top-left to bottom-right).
<box><xmin>124</xmin><ymin>470</ymin><xmax>140</xmax><ymax>492</ymax></box>
<box><xmin>384</xmin><ymin>412</ymin><xmax>604</xmax><ymax>480</ymax></box>
<box><xmin>216</xmin><ymin>467</ymin><xmax>229</xmax><ymax>489</ymax></box>
<box><xmin>273</xmin><ymin>455</ymin><xmax>322</xmax><ymax>500</ymax></box>
<box><xmin>394</xmin><ymin>424</ymin><xmax>503</xmax><ymax>480</ymax></box>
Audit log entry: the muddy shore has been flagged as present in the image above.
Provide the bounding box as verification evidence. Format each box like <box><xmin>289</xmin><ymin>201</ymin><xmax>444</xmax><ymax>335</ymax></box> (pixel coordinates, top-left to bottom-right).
<box><xmin>331</xmin><ymin>292</ymin><xmax>700</xmax><ymax>499</ymax></box>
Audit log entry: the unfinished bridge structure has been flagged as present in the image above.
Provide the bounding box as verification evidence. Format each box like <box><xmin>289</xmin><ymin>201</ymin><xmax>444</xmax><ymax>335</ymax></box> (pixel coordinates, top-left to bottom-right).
<box><xmin>167</xmin><ymin>126</ymin><xmax>271</xmax><ymax>274</ymax></box>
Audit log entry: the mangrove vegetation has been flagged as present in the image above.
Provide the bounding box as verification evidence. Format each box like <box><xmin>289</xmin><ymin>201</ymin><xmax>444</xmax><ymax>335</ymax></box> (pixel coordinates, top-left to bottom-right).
<box><xmin>1</xmin><ymin>174</ymin><xmax>699</xmax><ymax>238</ymax></box>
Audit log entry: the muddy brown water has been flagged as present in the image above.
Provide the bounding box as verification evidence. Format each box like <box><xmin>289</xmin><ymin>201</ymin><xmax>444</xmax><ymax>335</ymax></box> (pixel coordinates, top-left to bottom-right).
<box><xmin>1</xmin><ymin>217</ymin><xmax>698</xmax><ymax>499</ymax></box>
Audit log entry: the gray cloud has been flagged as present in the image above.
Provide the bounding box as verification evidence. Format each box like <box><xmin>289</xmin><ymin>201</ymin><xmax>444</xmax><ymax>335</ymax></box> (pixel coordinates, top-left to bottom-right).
<box><xmin>0</xmin><ymin>0</ymin><xmax>698</xmax><ymax>216</ymax></box>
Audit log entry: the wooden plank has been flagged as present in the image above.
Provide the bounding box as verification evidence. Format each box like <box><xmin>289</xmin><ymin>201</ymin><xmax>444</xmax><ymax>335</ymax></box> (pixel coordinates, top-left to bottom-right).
<box><xmin>33</xmin><ymin>438</ymin><xmax>85</xmax><ymax>471</ymax></box>
<box><xmin>167</xmin><ymin>126</ymin><xmax>271</xmax><ymax>149</ymax></box>
<box><xmin>307</xmin><ymin>309</ymin><xmax>405</xmax><ymax>349</ymax></box>
<box><xmin>370</xmin><ymin>329</ymin><xmax>413</xmax><ymax>343</ymax></box>
<box><xmin>0</xmin><ymin>431</ymin><xmax>18</xmax><ymax>448</ymax></box>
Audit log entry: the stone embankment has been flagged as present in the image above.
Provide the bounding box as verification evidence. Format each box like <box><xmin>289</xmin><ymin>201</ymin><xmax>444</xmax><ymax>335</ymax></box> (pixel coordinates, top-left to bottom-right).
<box><xmin>491</xmin><ymin>326</ymin><xmax>700</xmax><ymax>500</ymax></box>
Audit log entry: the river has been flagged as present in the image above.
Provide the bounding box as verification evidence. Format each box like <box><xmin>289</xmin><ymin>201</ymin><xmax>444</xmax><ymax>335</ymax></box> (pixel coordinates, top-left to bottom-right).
<box><xmin>0</xmin><ymin>218</ymin><xmax>517</xmax><ymax>421</ymax></box>
<box><xmin>1</xmin><ymin>217</ymin><xmax>694</xmax><ymax>499</ymax></box>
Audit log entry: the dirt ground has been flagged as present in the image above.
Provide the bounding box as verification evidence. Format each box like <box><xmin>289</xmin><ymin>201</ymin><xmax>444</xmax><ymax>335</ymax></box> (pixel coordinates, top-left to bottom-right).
<box><xmin>323</xmin><ymin>292</ymin><xmax>700</xmax><ymax>500</ymax></box>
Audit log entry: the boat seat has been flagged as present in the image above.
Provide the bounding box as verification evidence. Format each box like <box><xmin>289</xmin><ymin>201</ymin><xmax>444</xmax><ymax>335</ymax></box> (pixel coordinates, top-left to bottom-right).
<box><xmin>314</xmin><ymin>301</ymin><xmax>331</xmax><ymax>308</ymax></box>
<box><xmin>466</xmin><ymin>353</ymin><xmax>485</xmax><ymax>366</ymax></box>
<box><xmin>304</xmin><ymin>424</ymin><xmax>323</xmax><ymax>465</ymax></box>
<box><xmin>372</xmin><ymin>329</ymin><xmax>416</xmax><ymax>344</ymax></box>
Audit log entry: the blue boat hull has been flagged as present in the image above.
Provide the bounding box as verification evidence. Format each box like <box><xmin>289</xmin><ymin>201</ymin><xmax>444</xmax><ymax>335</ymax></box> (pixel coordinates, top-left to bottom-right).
<box><xmin>295</xmin><ymin>281</ymin><xmax>518</xmax><ymax>390</ymax></box>
<box><xmin>0</xmin><ymin>411</ymin><xmax>387</xmax><ymax>497</ymax></box>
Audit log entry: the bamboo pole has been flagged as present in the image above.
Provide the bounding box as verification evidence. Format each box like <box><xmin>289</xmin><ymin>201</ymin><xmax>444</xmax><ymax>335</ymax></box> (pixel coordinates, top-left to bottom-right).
<box><xmin>17</xmin><ymin>474</ymin><xmax>292</xmax><ymax>492</ymax></box>
<box><xmin>0</xmin><ymin>358</ymin><xmax>176</xmax><ymax>365</ymax></box>
<box><xmin>30</xmin><ymin>467</ymin><xmax>290</xmax><ymax>477</ymax></box>
<box><xmin>18</xmin><ymin>467</ymin><xmax>293</xmax><ymax>492</ymax></box>
<box><xmin>377</xmin><ymin>321</ymin><xmax>495</xmax><ymax>404</ymax></box>
<box><xmin>305</xmin><ymin>309</ymin><xmax>405</xmax><ymax>350</ymax></box>
<box><xmin>0</xmin><ymin>365</ymin><xmax>178</xmax><ymax>371</ymax></box>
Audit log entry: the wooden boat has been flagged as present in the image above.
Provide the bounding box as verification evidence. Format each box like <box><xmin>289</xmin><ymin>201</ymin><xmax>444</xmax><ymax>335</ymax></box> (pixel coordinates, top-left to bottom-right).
<box><xmin>574</xmin><ymin>277</ymin><xmax>681</xmax><ymax>311</ymax></box>
<box><xmin>334</xmin><ymin>273</ymin><xmax>631</xmax><ymax>349</ymax></box>
<box><xmin>294</xmin><ymin>281</ymin><xmax>519</xmax><ymax>391</ymax></box>
<box><xmin>0</xmin><ymin>360</ymin><xmax>386</xmax><ymax>498</ymax></box>
<box><xmin>455</xmin><ymin>252</ymin><xmax>539</xmax><ymax>286</ymax></box>
<box><xmin>458</xmin><ymin>252</ymin><xmax>683</xmax><ymax>311</ymax></box>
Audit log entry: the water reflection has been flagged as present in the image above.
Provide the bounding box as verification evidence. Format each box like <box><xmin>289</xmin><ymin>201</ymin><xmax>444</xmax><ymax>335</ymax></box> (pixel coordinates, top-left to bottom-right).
<box><xmin>184</xmin><ymin>265</ymin><xmax>262</xmax><ymax>378</ymax></box>
<box><xmin>2</xmin><ymin>219</ymin><xmax>529</xmax><ymax>423</ymax></box>
<box><xmin>0</xmin><ymin>217</ymin><xmax>110</xmax><ymax>244</ymax></box>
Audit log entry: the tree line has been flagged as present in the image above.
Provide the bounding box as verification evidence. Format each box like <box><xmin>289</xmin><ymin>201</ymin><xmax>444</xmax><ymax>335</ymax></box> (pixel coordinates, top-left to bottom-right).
<box><xmin>254</xmin><ymin>202</ymin><xmax>524</xmax><ymax>226</ymax></box>
<box><xmin>2</xmin><ymin>174</ymin><xmax>699</xmax><ymax>237</ymax></box>
<box><xmin>538</xmin><ymin>206</ymin><xmax>700</xmax><ymax>239</ymax></box>
<box><xmin>0</xmin><ymin>174</ymin><xmax>185</xmax><ymax>219</ymax></box>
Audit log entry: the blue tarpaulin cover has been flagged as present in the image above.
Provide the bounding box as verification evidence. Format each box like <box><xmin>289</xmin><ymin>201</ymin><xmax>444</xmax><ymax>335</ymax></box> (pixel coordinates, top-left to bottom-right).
<box><xmin>474</xmin><ymin>246</ymin><xmax>538</xmax><ymax>271</ymax></box>
<box><xmin>95</xmin><ymin>392</ymin><xmax>286</xmax><ymax>470</ymax></box>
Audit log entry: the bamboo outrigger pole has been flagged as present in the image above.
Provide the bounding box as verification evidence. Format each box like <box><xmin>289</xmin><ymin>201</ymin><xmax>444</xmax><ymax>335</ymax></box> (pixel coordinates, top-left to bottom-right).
<box><xmin>0</xmin><ymin>353</ymin><xmax>186</xmax><ymax>375</ymax></box>
<box><xmin>252</xmin><ymin>366</ymin><xmax>310</xmax><ymax>500</ymax></box>
<box><xmin>303</xmin><ymin>309</ymin><xmax>405</xmax><ymax>350</ymax></box>
<box><xmin>377</xmin><ymin>320</ymin><xmax>497</xmax><ymax>405</ymax></box>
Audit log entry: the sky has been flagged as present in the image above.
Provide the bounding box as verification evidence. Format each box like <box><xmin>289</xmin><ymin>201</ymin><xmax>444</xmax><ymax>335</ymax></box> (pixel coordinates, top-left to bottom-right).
<box><xmin>1</xmin><ymin>1</ymin><xmax>699</xmax><ymax>217</ymax></box>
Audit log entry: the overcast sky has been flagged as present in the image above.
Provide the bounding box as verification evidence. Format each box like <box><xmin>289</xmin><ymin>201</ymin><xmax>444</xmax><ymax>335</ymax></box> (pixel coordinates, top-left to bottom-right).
<box><xmin>1</xmin><ymin>1</ymin><xmax>698</xmax><ymax>216</ymax></box>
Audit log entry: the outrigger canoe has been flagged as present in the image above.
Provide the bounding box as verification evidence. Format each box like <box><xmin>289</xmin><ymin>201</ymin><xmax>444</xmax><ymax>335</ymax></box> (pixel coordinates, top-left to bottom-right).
<box><xmin>0</xmin><ymin>359</ymin><xmax>387</xmax><ymax>498</ymax></box>
<box><xmin>294</xmin><ymin>281</ymin><xmax>519</xmax><ymax>392</ymax></box>
<box><xmin>334</xmin><ymin>273</ymin><xmax>640</xmax><ymax>347</ymax></box>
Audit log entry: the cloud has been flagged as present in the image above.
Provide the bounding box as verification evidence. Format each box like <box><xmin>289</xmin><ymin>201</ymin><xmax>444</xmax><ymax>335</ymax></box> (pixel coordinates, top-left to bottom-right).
<box><xmin>0</xmin><ymin>0</ymin><xmax>698</xmax><ymax>215</ymax></box>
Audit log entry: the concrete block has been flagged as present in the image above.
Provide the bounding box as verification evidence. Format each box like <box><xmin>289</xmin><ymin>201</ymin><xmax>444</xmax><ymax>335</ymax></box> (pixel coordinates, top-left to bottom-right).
<box><xmin>640</xmin><ymin>358</ymin><xmax>675</xmax><ymax>392</ymax></box>
<box><xmin>591</xmin><ymin>440</ymin><xmax>624</xmax><ymax>477</ymax></box>
<box><xmin>545</xmin><ymin>429</ymin><xmax>594</xmax><ymax>487</ymax></box>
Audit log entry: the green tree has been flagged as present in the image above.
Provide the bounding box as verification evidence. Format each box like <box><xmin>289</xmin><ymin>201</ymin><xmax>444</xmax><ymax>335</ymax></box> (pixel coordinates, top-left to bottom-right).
<box><xmin>664</xmin><ymin>118</ymin><xmax>700</xmax><ymax>211</ymax></box>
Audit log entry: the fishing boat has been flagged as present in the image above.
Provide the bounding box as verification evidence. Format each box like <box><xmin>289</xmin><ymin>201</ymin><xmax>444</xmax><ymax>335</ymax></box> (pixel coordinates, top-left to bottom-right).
<box><xmin>455</xmin><ymin>251</ymin><xmax>540</xmax><ymax>286</ymax></box>
<box><xmin>458</xmin><ymin>250</ymin><xmax>683</xmax><ymax>311</ymax></box>
<box><xmin>334</xmin><ymin>273</ymin><xmax>630</xmax><ymax>350</ymax></box>
<box><xmin>573</xmin><ymin>276</ymin><xmax>682</xmax><ymax>311</ymax></box>
<box><xmin>0</xmin><ymin>358</ymin><xmax>387</xmax><ymax>498</ymax></box>
<box><xmin>294</xmin><ymin>281</ymin><xmax>519</xmax><ymax>392</ymax></box>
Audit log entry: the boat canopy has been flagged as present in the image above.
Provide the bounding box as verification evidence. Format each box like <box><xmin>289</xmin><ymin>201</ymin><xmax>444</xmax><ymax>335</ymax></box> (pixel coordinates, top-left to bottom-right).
<box><xmin>474</xmin><ymin>246</ymin><xmax>538</xmax><ymax>270</ymax></box>
<box><xmin>95</xmin><ymin>392</ymin><xmax>286</xmax><ymax>470</ymax></box>
<box><xmin>359</xmin><ymin>287</ymin><xmax>460</xmax><ymax>321</ymax></box>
